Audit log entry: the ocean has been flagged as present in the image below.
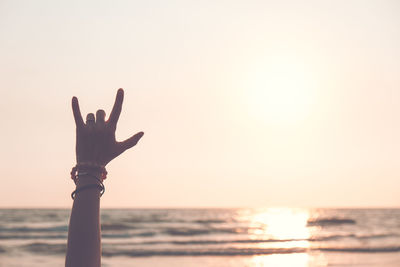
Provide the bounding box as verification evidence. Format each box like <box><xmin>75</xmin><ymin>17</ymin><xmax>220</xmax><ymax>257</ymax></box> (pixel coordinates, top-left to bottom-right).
<box><xmin>0</xmin><ymin>208</ymin><xmax>399</xmax><ymax>266</ymax></box>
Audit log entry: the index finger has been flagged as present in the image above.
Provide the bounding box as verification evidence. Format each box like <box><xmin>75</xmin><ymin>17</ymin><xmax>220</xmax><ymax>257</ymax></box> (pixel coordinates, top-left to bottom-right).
<box><xmin>108</xmin><ymin>88</ymin><xmax>124</xmax><ymax>125</ymax></box>
<box><xmin>72</xmin><ymin>96</ymin><xmax>85</xmax><ymax>128</ymax></box>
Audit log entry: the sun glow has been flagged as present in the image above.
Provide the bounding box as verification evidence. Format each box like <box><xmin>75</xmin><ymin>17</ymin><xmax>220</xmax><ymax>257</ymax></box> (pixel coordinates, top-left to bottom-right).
<box><xmin>250</xmin><ymin>208</ymin><xmax>311</xmax><ymax>243</ymax></box>
<box><xmin>244</xmin><ymin>59</ymin><xmax>317</xmax><ymax>125</ymax></box>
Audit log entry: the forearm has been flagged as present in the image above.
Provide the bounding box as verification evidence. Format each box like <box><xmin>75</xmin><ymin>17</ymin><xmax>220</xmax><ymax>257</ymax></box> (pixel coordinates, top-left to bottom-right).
<box><xmin>67</xmin><ymin>89</ymin><xmax>143</xmax><ymax>266</ymax></box>
<box><xmin>65</xmin><ymin>176</ymin><xmax>102</xmax><ymax>267</ymax></box>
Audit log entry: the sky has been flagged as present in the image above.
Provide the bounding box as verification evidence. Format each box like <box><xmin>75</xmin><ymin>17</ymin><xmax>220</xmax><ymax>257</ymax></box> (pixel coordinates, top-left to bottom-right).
<box><xmin>0</xmin><ymin>0</ymin><xmax>399</xmax><ymax>208</ymax></box>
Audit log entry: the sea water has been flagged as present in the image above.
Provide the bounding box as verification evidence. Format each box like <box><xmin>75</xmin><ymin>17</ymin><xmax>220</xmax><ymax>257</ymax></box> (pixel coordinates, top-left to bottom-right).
<box><xmin>0</xmin><ymin>208</ymin><xmax>399</xmax><ymax>266</ymax></box>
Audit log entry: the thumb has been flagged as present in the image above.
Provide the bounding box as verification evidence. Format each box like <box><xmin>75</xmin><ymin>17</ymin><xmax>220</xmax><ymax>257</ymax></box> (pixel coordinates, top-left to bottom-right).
<box><xmin>119</xmin><ymin>132</ymin><xmax>144</xmax><ymax>152</ymax></box>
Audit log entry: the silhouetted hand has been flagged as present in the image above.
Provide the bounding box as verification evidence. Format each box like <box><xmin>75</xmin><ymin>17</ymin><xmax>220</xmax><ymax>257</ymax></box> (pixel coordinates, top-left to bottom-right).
<box><xmin>72</xmin><ymin>88</ymin><xmax>144</xmax><ymax>166</ymax></box>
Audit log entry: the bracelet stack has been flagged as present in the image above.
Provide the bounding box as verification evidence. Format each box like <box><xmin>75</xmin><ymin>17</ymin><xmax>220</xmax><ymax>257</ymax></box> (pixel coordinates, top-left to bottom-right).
<box><xmin>70</xmin><ymin>162</ymin><xmax>107</xmax><ymax>200</ymax></box>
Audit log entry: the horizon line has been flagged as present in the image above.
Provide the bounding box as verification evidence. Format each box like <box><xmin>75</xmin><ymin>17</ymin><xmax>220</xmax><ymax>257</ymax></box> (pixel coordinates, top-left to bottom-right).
<box><xmin>1</xmin><ymin>205</ymin><xmax>399</xmax><ymax>209</ymax></box>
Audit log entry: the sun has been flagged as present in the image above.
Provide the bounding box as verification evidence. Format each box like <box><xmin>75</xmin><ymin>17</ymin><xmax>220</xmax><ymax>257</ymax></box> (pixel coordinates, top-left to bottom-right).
<box><xmin>244</xmin><ymin>60</ymin><xmax>317</xmax><ymax>125</ymax></box>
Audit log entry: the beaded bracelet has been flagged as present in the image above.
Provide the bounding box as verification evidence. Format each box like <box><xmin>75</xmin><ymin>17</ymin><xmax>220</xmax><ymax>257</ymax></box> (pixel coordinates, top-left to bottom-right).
<box><xmin>70</xmin><ymin>162</ymin><xmax>108</xmax><ymax>182</ymax></box>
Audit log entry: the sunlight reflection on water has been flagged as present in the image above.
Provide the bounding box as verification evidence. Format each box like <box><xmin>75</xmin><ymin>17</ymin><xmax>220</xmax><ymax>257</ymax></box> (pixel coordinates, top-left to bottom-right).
<box><xmin>251</xmin><ymin>252</ymin><xmax>329</xmax><ymax>267</ymax></box>
<box><xmin>245</xmin><ymin>208</ymin><xmax>326</xmax><ymax>266</ymax></box>
<box><xmin>248</xmin><ymin>207</ymin><xmax>311</xmax><ymax>241</ymax></box>
<box><xmin>251</xmin><ymin>253</ymin><xmax>309</xmax><ymax>267</ymax></box>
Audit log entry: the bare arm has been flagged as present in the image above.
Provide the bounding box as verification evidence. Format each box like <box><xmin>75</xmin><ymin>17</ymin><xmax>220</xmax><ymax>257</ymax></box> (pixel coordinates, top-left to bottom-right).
<box><xmin>65</xmin><ymin>89</ymin><xmax>143</xmax><ymax>267</ymax></box>
<box><xmin>65</xmin><ymin>177</ymin><xmax>101</xmax><ymax>267</ymax></box>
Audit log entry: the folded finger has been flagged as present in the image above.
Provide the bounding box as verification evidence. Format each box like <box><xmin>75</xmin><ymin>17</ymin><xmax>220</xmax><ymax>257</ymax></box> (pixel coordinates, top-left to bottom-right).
<box><xmin>86</xmin><ymin>113</ymin><xmax>95</xmax><ymax>127</ymax></box>
<box><xmin>96</xmin><ymin>109</ymin><xmax>106</xmax><ymax>125</ymax></box>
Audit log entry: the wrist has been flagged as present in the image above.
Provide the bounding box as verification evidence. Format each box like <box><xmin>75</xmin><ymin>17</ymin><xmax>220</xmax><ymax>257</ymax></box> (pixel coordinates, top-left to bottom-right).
<box><xmin>75</xmin><ymin>173</ymin><xmax>102</xmax><ymax>187</ymax></box>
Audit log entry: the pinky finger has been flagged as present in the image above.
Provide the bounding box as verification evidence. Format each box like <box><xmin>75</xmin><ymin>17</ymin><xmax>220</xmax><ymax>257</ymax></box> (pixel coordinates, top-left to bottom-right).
<box><xmin>72</xmin><ymin>97</ymin><xmax>85</xmax><ymax>128</ymax></box>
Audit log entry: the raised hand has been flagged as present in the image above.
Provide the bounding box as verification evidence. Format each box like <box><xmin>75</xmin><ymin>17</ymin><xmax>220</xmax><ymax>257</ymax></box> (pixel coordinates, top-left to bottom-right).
<box><xmin>72</xmin><ymin>88</ymin><xmax>144</xmax><ymax>166</ymax></box>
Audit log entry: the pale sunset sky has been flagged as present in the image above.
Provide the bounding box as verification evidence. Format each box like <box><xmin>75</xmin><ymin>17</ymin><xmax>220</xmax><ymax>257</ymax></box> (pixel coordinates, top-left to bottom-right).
<box><xmin>0</xmin><ymin>0</ymin><xmax>399</xmax><ymax>208</ymax></box>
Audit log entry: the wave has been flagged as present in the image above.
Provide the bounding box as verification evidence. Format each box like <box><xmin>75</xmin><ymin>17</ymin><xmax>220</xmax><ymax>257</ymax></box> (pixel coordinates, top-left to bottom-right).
<box><xmin>0</xmin><ymin>218</ymin><xmax>359</xmax><ymax>238</ymax></box>
<box><xmin>18</xmin><ymin>242</ymin><xmax>400</xmax><ymax>256</ymax></box>
<box><xmin>0</xmin><ymin>234</ymin><xmax>67</xmax><ymax>240</ymax></box>
<box><xmin>0</xmin><ymin>232</ymin><xmax>157</xmax><ymax>240</ymax></box>
<box><xmin>318</xmin><ymin>247</ymin><xmax>400</xmax><ymax>253</ymax></box>
<box><xmin>156</xmin><ymin>234</ymin><xmax>395</xmax><ymax>245</ymax></box>
<box><xmin>21</xmin><ymin>243</ymin><xmax>66</xmax><ymax>254</ymax></box>
<box><xmin>124</xmin><ymin>239</ymin><xmax>306</xmax><ymax>246</ymax></box>
<box><xmin>307</xmin><ymin>217</ymin><xmax>356</xmax><ymax>226</ymax></box>
<box><xmin>162</xmin><ymin>227</ymin><xmax>245</xmax><ymax>236</ymax></box>
<box><xmin>102</xmin><ymin>247</ymin><xmax>308</xmax><ymax>257</ymax></box>
<box><xmin>1</xmin><ymin>232</ymin><xmax>394</xmax><ymax>242</ymax></box>
<box><xmin>193</xmin><ymin>219</ymin><xmax>226</xmax><ymax>224</ymax></box>
<box><xmin>101</xmin><ymin>223</ymin><xmax>136</xmax><ymax>231</ymax></box>
<box><xmin>163</xmin><ymin>228</ymin><xmax>213</xmax><ymax>236</ymax></box>
<box><xmin>118</xmin><ymin>217</ymin><xmax>185</xmax><ymax>224</ymax></box>
<box><xmin>19</xmin><ymin>243</ymin><xmax>308</xmax><ymax>256</ymax></box>
<box><xmin>314</xmin><ymin>233</ymin><xmax>394</xmax><ymax>241</ymax></box>
<box><xmin>0</xmin><ymin>225</ymin><xmax>68</xmax><ymax>233</ymax></box>
<box><xmin>102</xmin><ymin>231</ymin><xmax>157</xmax><ymax>238</ymax></box>
<box><xmin>102</xmin><ymin>246</ymin><xmax>400</xmax><ymax>257</ymax></box>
